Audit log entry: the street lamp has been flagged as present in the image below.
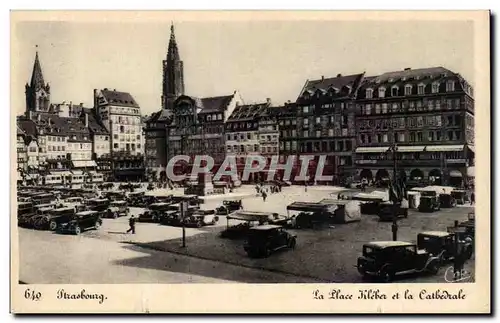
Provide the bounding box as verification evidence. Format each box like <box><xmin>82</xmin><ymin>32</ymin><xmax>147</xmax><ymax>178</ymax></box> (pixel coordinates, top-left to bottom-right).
<box><xmin>388</xmin><ymin>142</ymin><xmax>401</xmax><ymax>241</ymax></box>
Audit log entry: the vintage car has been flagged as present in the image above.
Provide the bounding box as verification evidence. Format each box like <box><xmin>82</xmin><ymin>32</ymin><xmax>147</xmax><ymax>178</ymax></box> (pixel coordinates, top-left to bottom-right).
<box><xmin>451</xmin><ymin>190</ymin><xmax>468</xmax><ymax>205</ymax></box>
<box><xmin>85</xmin><ymin>198</ymin><xmax>110</xmax><ymax>214</ymax></box>
<box><xmin>138</xmin><ymin>202</ymin><xmax>172</xmax><ymax>223</ymax></box>
<box><xmin>356</xmin><ymin>241</ymin><xmax>441</xmax><ymax>282</ymax></box>
<box><xmin>159</xmin><ymin>210</ymin><xmax>182</xmax><ymax>225</ymax></box>
<box><xmin>417</xmin><ymin>231</ymin><xmax>473</xmax><ymax>262</ymax></box>
<box><xmin>31</xmin><ymin>193</ymin><xmax>56</xmax><ymax>206</ymax></box>
<box><xmin>216</xmin><ymin>200</ymin><xmax>243</xmax><ymax>215</ymax></box>
<box><xmin>244</xmin><ymin>225</ymin><xmax>297</xmax><ymax>258</ymax></box>
<box><xmin>439</xmin><ymin>193</ymin><xmax>457</xmax><ymax>208</ymax></box>
<box><xmin>30</xmin><ymin>207</ymin><xmax>76</xmax><ymax>231</ymax></box>
<box><xmin>98</xmin><ymin>182</ymin><xmax>114</xmax><ymax>190</ymax></box>
<box><xmin>126</xmin><ymin>191</ymin><xmax>146</xmax><ymax>207</ymax></box>
<box><xmin>102</xmin><ymin>191</ymin><xmax>127</xmax><ymax>201</ymax></box>
<box><xmin>183</xmin><ymin>209</ymin><xmax>219</xmax><ymax>227</ymax></box>
<box><xmin>377</xmin><ymin>201</ymin><xmax>409</xmax><ymax>221</ymax></box>
<box><xmin>447</xmin><ymin>213</ymin><xmax>475</xmax><ymax>240</ymax></box>
<box><xmin>56</xmin><ymin>211</ymin><xmax>102</xmax><ymax>235</ymax></box>
<box><xmin>104</xmin><ymin>200</ymin><xmax>130</xmax><ymax>218</ymax></box>
<box><xmin>64</xmin><ymin>197</ymin><xmax>84</xmax><ymax>205</ymax></box>
<box><xmin>418</xmin><ymin>190</ymin><xmax>441</xmax><ymax>212</ymax></box>
<box><xmin>286</xmin><ymin>202</ymin><xmax>334</xmax><ymax>229</ymax></box>
<box><xmin>17</xmin><ymin>202</ymin><xmax>35</xmax><ymax>227</ymax></box>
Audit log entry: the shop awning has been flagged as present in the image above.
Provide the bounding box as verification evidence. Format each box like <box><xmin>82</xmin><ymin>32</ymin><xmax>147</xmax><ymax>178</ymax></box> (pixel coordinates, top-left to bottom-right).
<box><xmin>396</xmin><ymin>146</ymin><xmax>426</xmax><ymax>152</ymax></box>
<box><xmin>468</xmin><ymin>145</ymin><xmax>475</xmax><ymax>153</ymax></box>
<box><xmin>467</xmin><ymin>166</ymin><xmax>475</xmax><ymax>177</ymax></box>
<box><xmin>71</xmin><ymin>170</ymin><xmax>83</xmax><ymax>175</ymax></box>
<box><xmin>50</xmin><ymin>171</ymin><xmax>72</xmax><ymax>176</ymax></box>
<box><xmin>449</xmin><ymin>170</ymin><xmax>463</xmax><ymax>177</ymax></box>
<box><xmin>426</xmin><ymin>145</ymin><xmax>464</xmax><ymax>152</ymax></box>
<box><xmin>355</xmin><ymin>147</ymin><xmax>390</xmax><ymax>153</ymax></box>
<box><xmin>72</xmin><ymin>160</ymin><xmax>98</xmax><ymax>168</ymax></box>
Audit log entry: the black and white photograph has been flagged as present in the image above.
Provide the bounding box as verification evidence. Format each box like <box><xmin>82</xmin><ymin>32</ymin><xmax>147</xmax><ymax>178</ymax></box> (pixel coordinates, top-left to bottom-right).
<box><xmin>9</xmin><ymin>10</ymin><xmax>490</xmax><ymax>314</ymax></box>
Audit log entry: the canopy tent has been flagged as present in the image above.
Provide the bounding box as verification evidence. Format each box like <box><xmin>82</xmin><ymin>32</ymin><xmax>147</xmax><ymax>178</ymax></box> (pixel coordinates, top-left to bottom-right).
<box><xmin>449</xmin><ymin>170</ymin><xmax>463</xmax><ymax>178</ymax></box>
<box><xmin>318</xmin><ymin>199</ymin><xmax>362</xmax><ymax>223</ymax></box>
<box><xmin>227</xmin><ymin>211</ymin><xmax>275</xmax><ymax>222</ymax></box>
<box><xmin>286</xmin><ymin>202</ymin><xmax>331</xmax><ymax>212</ymax></box>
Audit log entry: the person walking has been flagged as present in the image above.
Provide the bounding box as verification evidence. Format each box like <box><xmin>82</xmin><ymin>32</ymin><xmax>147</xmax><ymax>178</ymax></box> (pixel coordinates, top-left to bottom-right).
<box><xmin>470</xmin><ymin>191</ymin><xmax>475</xmax><ymax>206</ymax></box>
<box><xmin>127</xmin><ymin>215</ymin><xmax>136</xmax><ymax>234</ymax></box>
<box><xmin>262</xmin><ymin>191</ymin><xmax>267</xmax><ymax>202</ymax></box>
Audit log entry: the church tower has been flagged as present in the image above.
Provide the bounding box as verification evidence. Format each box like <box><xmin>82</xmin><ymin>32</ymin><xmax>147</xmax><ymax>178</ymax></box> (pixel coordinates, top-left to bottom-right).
<box><xmin>25</xmin><ymin>50</ymin><xmax>51</xmax><ymax>114</ymax></box>
<box><xmin>162</xmin><ymin>23</ymin><xmax>185</xmax><ymax>110</ymax></box>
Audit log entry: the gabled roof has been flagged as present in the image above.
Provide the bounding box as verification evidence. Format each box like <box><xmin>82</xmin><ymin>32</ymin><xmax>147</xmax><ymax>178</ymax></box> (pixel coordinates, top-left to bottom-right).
<box><xmin>100</xmin><ymin>89</ymin><xmax>140</xmax><ymax>108</ymax></box>
<box><xmin>17</xmin><ymin>118</ymin><xmax>38</xmax><ymax>137</ymax></box>
<box><xmin>16</xmin><ymin>125</ymin><xmax>25</xmax><ymax>136</ymax></box>
<box><xmin>200</xmin><ymin>95</ymin><xmax>234</xmax><ymax>113</ymax></box>
<box><xmin>81</xmin><ymin>108</ymin><xmax>109</xmax><ymax>135</ymax></box>
<box><xmin>227</xmin><ymin>102</ymin><xmax>270</xmax><ymax>122</ymax></box>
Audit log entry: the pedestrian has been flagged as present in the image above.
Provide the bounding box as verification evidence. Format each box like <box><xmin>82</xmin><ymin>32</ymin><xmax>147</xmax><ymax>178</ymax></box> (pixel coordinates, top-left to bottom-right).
<box><xmin>470</xmin><ymin>191</ymin><xmax>475</xmax><ymax>206</ymax></box>
<box><xmin>262</xmin><ymin>191</ymin><xmax>267</xmax><ymax>202</ymax></box>
<box><xmin>127</xmin><ymin>215</ymin><xmax>136</xmax><ymax>234</ymax></box>
<box><xmin>304</xmin><ymin>183</ymin><xmax>308</xmax><ymax>192</ymax></box>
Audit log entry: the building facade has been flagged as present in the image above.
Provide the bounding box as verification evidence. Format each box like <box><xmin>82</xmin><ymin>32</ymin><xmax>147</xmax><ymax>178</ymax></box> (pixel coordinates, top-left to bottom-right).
<box><xmin>290</xmin><ymin>73</ymin><xmax>363</xmax><ymax>184</ymax></box>
<box><xmin>94</xmin><ymin>88</ymin><xmax>145</xmax><ymax>181</ymax></box>
<box><xmin>354</xmin><ymin>67</ymin><xmax>475</xmax><ymax>187</ymax></box>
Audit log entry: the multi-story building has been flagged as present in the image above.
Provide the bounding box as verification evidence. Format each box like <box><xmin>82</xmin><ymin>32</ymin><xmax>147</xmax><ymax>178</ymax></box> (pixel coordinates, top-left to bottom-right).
<box><xmin>354</xmin><ymin>67</ymin><xmax>475</xmax><ymax>187</ymax></box>
<box><xmin>167</xmin><ymin>92</ymin><xmax>243</xmax><ymax>177</ymax></box>
<box><xmin>291</xmin><ymin>73</ymin><xmax>363</xmax><ymax>184</ymax></box>
<box><xmin>17</xmin><ymin>118</ymin><xmax>40</xmax><ymax>184</ymax></box>
<box><xmin>144</xmin><ymin>110</ymin><xmax>171</xmax><ymax>181</ymax></box>
<box><xmin>94</xmin><ymin>88</ymin><xmax>145</xmax><ymax>181</ymax></box>
<box><xmin>225</xmin><ymin>101</ymin><xmax>270</xmax><ymax>182</ymax></box>
<box><xmin>16</xmin><ymin>125</ymin><xmax>28</xmax><ymax>178</ymax></box>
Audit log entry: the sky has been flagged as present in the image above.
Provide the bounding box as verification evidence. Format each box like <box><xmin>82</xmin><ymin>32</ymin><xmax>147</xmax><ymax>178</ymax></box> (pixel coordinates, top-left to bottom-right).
<box><xmin>12</xmin><ymin>19</ymin><xmax>474</xmax><ymax>116</ymax></box>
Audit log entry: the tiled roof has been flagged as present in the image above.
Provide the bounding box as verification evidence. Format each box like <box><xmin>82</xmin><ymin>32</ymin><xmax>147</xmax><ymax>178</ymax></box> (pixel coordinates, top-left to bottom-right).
<box><xmin>227</xmin><ymin>102</ymin><xmax>270</xmax><ymax>122</ymax></box>
<box><xmin>200</xmin><ymin>95</ymin><xmax>234</xmax><ymax>113</ymax></box>
<box><xmin>18</xmin><ymin>118</ymin><xmax>38</xmax><ymax>137</ymax></box>
<box><xmin>81</xmin><ymin>109</ymin><xmax>109</xmax><ymax>135</ymax></box>
<box><xmin>16</xmin><ymin>125</ymin><xmax>25</xmax><ymax>136</ymax></box>
<box><xmin>101</xmin><ymin>89</ymin><xmax>140</xmax><ymax>108</ymax></box>
<box><xmin>357</xmin><ymin>66</ymin><xmax>466</xmax><ymax>99</ymax></box>
<box><xmin>299</xmin><ymin>73</ymin><xmax>365</xmax><ymax>99</ymax></box>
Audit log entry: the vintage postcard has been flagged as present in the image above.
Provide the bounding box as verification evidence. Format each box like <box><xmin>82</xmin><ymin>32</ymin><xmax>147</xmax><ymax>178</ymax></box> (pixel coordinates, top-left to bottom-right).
<box><xmin>10</xmin><ymin>10</ymin><xmax>490</xmax><ymax>314</ymax></box>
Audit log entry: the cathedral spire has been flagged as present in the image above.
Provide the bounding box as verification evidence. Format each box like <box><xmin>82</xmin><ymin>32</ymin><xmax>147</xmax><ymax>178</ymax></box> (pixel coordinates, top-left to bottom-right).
<box><xmin>30</xmin><ymin>48</ymin><xmax>45</xmax><ymax>90</ymax></box>
<box><xmin>167</xmin><ymin>22</ymin><xmax>180</xmax><ymax>61</ymax></box>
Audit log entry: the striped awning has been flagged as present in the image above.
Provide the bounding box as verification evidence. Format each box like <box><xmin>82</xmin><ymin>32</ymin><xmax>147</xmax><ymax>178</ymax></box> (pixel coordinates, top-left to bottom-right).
<box><xmin>426</xmin><ymin>145</ymin><xmax>464</xmax><ymax>152</ymax></box>
<box><xmin>355</xmin><ymin>147</ymin><xmax>390</xmax><ymax>153</ymax></box>
<box><xmin>72</xmin><ymin>160</ymin><xmax>98</xmax><ymax>168</ymax></box>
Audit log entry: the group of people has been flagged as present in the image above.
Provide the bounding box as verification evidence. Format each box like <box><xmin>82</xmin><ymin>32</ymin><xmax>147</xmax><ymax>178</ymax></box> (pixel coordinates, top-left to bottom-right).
<box><xmin>255</xmin><ymin>183</ymin><xmax>283</xmax><ymax>202</ymax></box>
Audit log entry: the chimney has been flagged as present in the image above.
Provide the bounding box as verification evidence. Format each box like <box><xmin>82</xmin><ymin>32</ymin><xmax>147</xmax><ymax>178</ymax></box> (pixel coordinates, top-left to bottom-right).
<box><xmin>113</xmin><ymin>89</ymin><xmax>116</xmax><ymax>91</ymax></box>
<box><xmin>85</xmin><ymin>113</ymin><xmax>89</xmax><ymax>127</ymax></box>
<box><xmin>321</xmin><ymin>76</ymin><xmax>324</xmax><ymax>81</ymax></box>
<box><xmin>93</xmin><ymin>89</ymin><xmax>98</xmax><ymax>109</ymax></box>
<box><xmin>37</xmin><ymin>114</ymin><xmax>41</xmax><ymax>123</ymax></box>
<box><xmin>80</xmin><ymin>103</ymin><xmax>83</xmax><ymax>107</ymax></box>
<box><xmin>337</xmin><ymin>73</ymin><xmax>342</xmax><ymax>77</ymax></box>
<box><xmin>404</xmin><ymin>67</ymin><xmax>411</xmax><ymax>71</ymax></box>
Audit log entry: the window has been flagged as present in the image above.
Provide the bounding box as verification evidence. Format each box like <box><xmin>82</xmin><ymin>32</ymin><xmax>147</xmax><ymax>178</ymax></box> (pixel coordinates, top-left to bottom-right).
<box><xmin>360</xmin><ymin>134</ymin><xmax>365</xmax><ymax>143</ymax></box>
<box><xmin>291</xmin><ymin>130</ymin><xmax>296</xmax><ymax>137</ymax></box>
<box><xmin>428</xmin><ymin>131</ymin><xmax>434</xmax><ymax>141</ymax></box>
<box><xmin>247</xmin><ymin>133</ymin><xmax>252</xmax><ymax>140</ymax></box>
<box><xmin>435</xmin><ymin>100</ymin><xmax>441</xmax><ymax>110</ymax></box>
<box><xmin>302</xmin><ymin>106</ymin><xmax>309</xmax><ymax>113</ymax></box>
<box><xmin>447</xmin><ymin>99</ymin><xmax>453</xmax><ymax>110</ymax></box>
<box><xmin>366</xmin><ymin>88</ymin><xmax>373</xmax><ymax>99</ymax></box>
<box><xmin>382</xmin><ymin>103</ymin><xmax>388</xmax><ymax>114</ymax></box>
<box><xmin>416</xmin><ymin>100</ymin><xmax>423</xmax><ymax>110</ymax></box>
<box><xmin>383</xmin><ymin>134</ymin><xmax>388</xmax><ymax>142</ymax></box>
<box><xmin>447</xmin><ymin>131</ymin><xmax>453</xmax><ymax>140</ymax></box>
<box><xmin>365</xmin><ymin>104</ymin><xmax>372</xmax><ymax>115</ymax></box>
<box><xmin>328</xmin><ymin>129</ymin><xmax>334</xmax><ymax>136</ymax></box>
<box><xmin>417</xmin><ymin>132</ymin><xmax>423</xmax><ymax>142</ymax></box>
<box><xmin>315</xmin><ymin>130</ymin><xmax>321</xmax><ymax>138</ymax></box>
<box><xmin>303</xmin><ymin>118</ymin><xmax>309</xmax><ymax>126</ymax></box>
<box><xmin>404</xmin><ymin>85</ymin><xmax>412</xmax><ymax>95</ymax></box>
<box><xmin>432</xmin><ymin>82</ymin><xmax>439</xmax><ymax>93</ymax></box>
<box><xmin>303</xmin><ymin>130</ymin><xmax>309</xmax><ymax>138</ymax></box>
<box><xmin>375</xmin><ymin>104</ymin><xmax>381</xmax><ymax>114</ymax></box>
<box><xmin>455</xmin><ymin>131</ymin><xmax>461</xmax><ymax>140</ymax></box>
<box><xmin>392</xmin><ymin>103</ymin><xmax>399</xmax><ymax>112</ymax></box>
<box><xmin>391</xmin><ymin>86</ymin><xmax>399</xmax><ymax>97</ymax></box>
<box><xmin>446</xmin><ymin>81</ymin><xmax>455</xmax><ymax>92</ymax></box>
<box><xmin>428</xmin><ymin>100</ymin><xmax>434</xmax><ymax>111</ymax></box>
<box><xmin>410</xmin><ymin>132</ymin><xmax>416</xmax><ymax>142</ymax></box>
<box><xmin>207</xmin><ymin>115</ymin><xmax>212</xmax><ymax>121</ymax></box>
<box><xmin>398</xmin><ymin>133</ymin><xmax>405</xmax><ymax>142</ymax></box>
<box><xmin>418</xmin><ymin>84</ymin><xmax>425</xmax><ymax>95</ymax></box>
<box><xmin>315</xmin><ymin>117</ymin><xmax>321</xmax><ymax>124</ymax></box>
<box><xmin>455</xmin><ymin>98</ymin><xmax>460</xmax><ymax>109</ymax></box>
<box><xmin>409</xmin><ymin>101</ymin><xmax>415</xmax><ymax>111</ymax></box>
<box><xmin>379</xmin><ymin>87</ymin><xmax>386</xmax><ymax>98</ymax></box>
<box><xmin>113</xmin><ymin>143</ymin><xmax>118</xmax><ymax>149</ymax></box>
<box><xmin>436</xmin><ymin>131</ymin><xmax>441</xmax><ymax>141</ymax></box>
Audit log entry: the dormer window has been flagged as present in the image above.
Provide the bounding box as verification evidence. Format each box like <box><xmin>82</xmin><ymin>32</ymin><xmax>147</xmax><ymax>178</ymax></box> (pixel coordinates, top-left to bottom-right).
<box><xmin>432</xmin><ymin>82</ymin><xmax>440</xmax><ymax>93</ymax></box>
<box><xmin>446</xmin><ymin>81</ymin><xmax>455</xmax><ymax>92</ymax></box>
<box><xmin>391</xmin><ymin>86</ymin><xmax>399</xmax><ymax>97</ymax></box>
<box><xmin>404</xmin><ymin>84</ymin><xmax>412</xmax><ymax>96</ymax></box>
<box><xmin>417</xmin><ymin>83</ymin><xmax>425</xmax><ymax>95</ymax></box>
<box><xmin>207</xmin><ymin>115</ymin><xmax>212</xmax><ymax>121</ymax></box>
<box><xmin>366</xmin><ymin>88</ymin><xmax>373</xmax><ymax>99</ymax></box>
<box><xmin>378</xmin><ymin>87</ymin><xmax>386</xmax><ymax>98</ymax></box>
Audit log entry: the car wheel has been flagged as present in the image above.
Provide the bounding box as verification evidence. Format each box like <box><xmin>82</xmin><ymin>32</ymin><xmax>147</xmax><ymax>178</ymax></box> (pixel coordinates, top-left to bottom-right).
<box><xmin>427</xmin><ymin>260</ymin><xmax>440</xmax><ymax>275</ymax></box>
<box><xmin>380</xmin><ymin>269</ymin><xmax>394</xmax><ymax>283</ymax></box>
<box><xmin>95</xmin><ymin>221</ymin><xmax>101</xmax><ymax>230</ymax></box>
<box><xmin>288</xmin><ymin>237</ymin><xmax>296</xmax><ymax>249</ymax></box>
<box><xmin>49</xmin><ymin>221</ymin><xmax>57</xmax><ymax>231</ymax></box>
<box><xmin>196</xmin><ymin>221</ymin><xmax>203</xmax><ymax>228</ymax></box>
<box><xmin>113</xmin><ymin>213</ymin><xmax>118</xmax><ymax>219</ymax></box>
<box><xmin>214</xmin><ymin>216</ymin><xmax>219</xmax><ymax>222</ymax></box>
<box><xmin>74</xmin><ymin>226</ymin><xmax>81</xmax><ymax>235</ymax></box>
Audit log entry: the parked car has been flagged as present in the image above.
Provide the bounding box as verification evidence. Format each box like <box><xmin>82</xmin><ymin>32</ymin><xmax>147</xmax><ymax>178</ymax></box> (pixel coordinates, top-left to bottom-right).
<box><xmin>17</xmin><ymin>202</ymin><xmax>35</xmax><ymax>228</ymax></box>
<box><xmin>356</xmin><ymin>241</ymin><xmax>441</xmax><ymax>282</ymax></box>
<box><xmin>216</xmin><ymin>200</ymin><xmax>243</xmax><ymax>215</ymax></box>
<box><xmin>417</xmin><ymin>231</ymin><xmax>473</xmax><ymax>263</ymax></box>
<box><xmin>47</xmin><ymin>207</ymin><xmax>77</xmax><ymax>231</ymax></box>
<box><xmin>418</xmin><ymin>190</ymin><xmax>441</xmax><ymax>212</ymax></box>
<box><xmin>451</xmin><ymin>190</ymin><xmax>468</xmax><ymax>205</ymax></box>
<box><xmin>183</xmin><ymin>209</ymin><xmax>219</xmax><ymax>227</ymax></box>
<box><xmin>85</xmin><ymin>198</ymin><xmax>110</xmax><ymax>214</ymax></box>
<box><xmin>57</xmin><ymin>211</ymin><xmax>102</xmax><ymax>235</ymax></box>
<box><xmin>244</xmin><ymin>225</ymin><xmax>297</xmax><ymax>258</ymax></box>
<box><xmin>104</xmin><ymin>200</ymin><xmax>130</xmax><ymax>218</ymax></box>
<box><xmin>138</xmin><ymin>202</ymin><xmax>172</xmax><ymax>223</ymax></box>
<box><xmin>377</xmin><ymin>202</ymin><xmax>408</xmax><ymax>221</ymax></box>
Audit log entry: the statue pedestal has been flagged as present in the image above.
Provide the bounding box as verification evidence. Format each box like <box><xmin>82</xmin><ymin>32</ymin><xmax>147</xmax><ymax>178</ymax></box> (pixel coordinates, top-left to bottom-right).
<box><xmin>185</xmin><ymin>172</ymin><xmax>215</xmax><ymax>196</ymax></box>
